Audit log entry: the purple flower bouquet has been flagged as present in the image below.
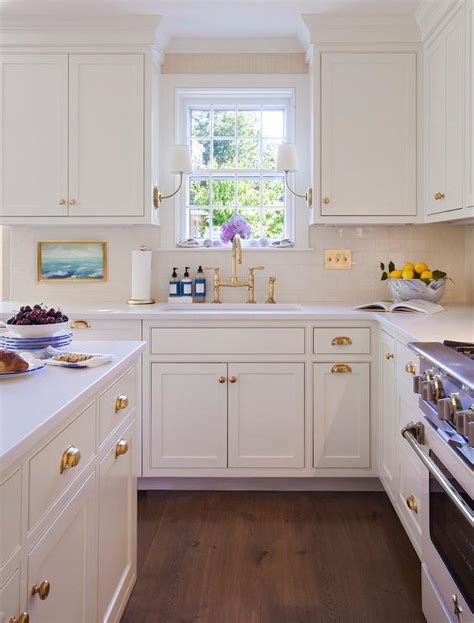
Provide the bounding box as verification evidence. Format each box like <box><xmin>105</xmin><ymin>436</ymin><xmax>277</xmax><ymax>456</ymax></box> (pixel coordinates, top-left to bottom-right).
<box><xmin>221</xmin><ymin>214</ymin><xmax>251</xmax><ymax>244</ymax></box>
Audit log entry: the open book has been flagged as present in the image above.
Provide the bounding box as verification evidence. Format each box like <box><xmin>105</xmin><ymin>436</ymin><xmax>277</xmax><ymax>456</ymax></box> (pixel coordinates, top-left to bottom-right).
<box><xmin>353</xmin><ymin>299</ymin><xmax>445</xmax><ymax>314</ymax></box>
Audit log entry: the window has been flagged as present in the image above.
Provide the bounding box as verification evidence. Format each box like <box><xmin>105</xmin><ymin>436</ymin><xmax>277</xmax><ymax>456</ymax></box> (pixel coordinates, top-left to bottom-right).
<box><xmin>178</xmin><ymin>90</ymin><xmax>293</xmax><ymax>245</ymax></box>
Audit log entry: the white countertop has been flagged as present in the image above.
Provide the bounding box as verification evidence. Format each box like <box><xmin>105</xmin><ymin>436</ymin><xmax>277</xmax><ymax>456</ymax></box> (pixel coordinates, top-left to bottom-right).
<box><xmin>0</xmin><ymin>340</ymin><xmax>146</xmax><ymax>472</ymax></box>
<box><xmin>1</xmin><ymin>301</ymin><xmax>473</xmax><ymax>342</ymax></box>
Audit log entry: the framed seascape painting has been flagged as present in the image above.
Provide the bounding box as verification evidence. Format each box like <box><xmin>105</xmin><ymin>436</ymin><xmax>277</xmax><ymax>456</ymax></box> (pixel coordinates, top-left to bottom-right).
<box><xmin>38</xmin><ymin>241</ymin><xmax>107</xmax><ymax>282</ymax></box>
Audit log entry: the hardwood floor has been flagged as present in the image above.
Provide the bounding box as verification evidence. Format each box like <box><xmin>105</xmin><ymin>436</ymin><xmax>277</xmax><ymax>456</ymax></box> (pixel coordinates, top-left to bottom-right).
<box><xmin>121</xmin><ymin>491</ymin><xmax>425</xmax><ymax>623</ymax></box>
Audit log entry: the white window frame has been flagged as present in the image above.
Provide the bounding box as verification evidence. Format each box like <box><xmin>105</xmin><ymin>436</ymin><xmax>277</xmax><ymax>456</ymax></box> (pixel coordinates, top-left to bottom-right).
<box><xmin>176</xmin><ymin>88</ymin><xmax>295</xmax><ymax>245</ymax></box>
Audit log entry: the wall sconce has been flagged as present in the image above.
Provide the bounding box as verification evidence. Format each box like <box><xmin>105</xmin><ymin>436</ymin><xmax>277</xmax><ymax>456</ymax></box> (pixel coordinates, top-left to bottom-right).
<box><xmin>276</xmin><ymin>143</ymin><xmax>312</xmax><ymax>209</ymax></box>
<box><xmin>153</xmin><ymin>145</ymin><xmax>193</xmax><ymax>208</ymax></box>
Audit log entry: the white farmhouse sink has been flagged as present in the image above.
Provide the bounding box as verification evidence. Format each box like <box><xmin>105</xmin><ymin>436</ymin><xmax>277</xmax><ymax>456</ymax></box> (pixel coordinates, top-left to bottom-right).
<box><xmin>160</xmin><ymin>303</ymin><xmax>303</xmax><ymax>312</ymax></box>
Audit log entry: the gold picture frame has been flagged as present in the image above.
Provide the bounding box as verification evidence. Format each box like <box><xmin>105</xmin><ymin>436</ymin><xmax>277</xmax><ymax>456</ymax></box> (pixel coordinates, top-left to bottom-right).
<box><xmin>37</xmin><ymin>241</ymin><xmax>108</xmax><ymax>282</ymax></box>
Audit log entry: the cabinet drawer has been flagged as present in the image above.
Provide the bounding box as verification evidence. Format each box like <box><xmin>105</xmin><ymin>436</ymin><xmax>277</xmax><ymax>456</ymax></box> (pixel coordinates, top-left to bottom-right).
<box><xmin>313</xmin><ymin>328</ymin><xmax>370</xmax><ymax>354</ymax></box>
<box><xmin>99</xmin><ymin>366</ymin><xmax>136</xmax><ymax>445</ymax></box>
<box><xmin>28</xmin><ymin>403</ymin><xmax>96</xmax><ymax>530</ymax></box>
<box><xmin>151</xmin><ymin>327</ymin><xmax>305</xmax><ymax>355</ymax></box>
<box><xmin>70</xmin><ymin>319</ymin><xmax>141</xmax><ymax>341</ymax></box>
<box><xmin>0</xmin><ymin>468</ymin><xmax>21</xmax><ymax>567</ymax></box>
<box><xmin>397</xmin><ymin>437</ymin><xmax>421</xmax><ymax>554</ymax></box>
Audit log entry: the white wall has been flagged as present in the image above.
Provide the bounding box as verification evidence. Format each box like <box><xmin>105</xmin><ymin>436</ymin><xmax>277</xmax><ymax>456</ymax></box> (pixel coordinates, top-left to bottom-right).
<box><xmin>466</xmin><ymin>226</ymin><xmax>474</xmax><ymax>303</ymax></box>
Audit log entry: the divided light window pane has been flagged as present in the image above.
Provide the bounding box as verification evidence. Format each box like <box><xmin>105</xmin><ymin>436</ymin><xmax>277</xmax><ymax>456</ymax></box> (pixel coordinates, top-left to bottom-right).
<box><xmin>186</xmin><ymin>105</ymin><xmax>287</xmax><ymax>242</ymax></box>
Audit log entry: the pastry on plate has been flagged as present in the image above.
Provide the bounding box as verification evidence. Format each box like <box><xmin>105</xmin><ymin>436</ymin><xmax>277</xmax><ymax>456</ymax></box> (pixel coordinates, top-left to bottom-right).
<box><xmin>0</xmin><ymin>349</ymin><xmax>29</xmax><ymax>372</ymax></box>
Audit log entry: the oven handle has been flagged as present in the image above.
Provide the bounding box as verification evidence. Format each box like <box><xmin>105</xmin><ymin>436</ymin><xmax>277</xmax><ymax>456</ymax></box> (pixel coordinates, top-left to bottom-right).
<box><xmin>401</xmin><ymin>422</ymin><xmax>474</xmax><ymax>528</ymax></box>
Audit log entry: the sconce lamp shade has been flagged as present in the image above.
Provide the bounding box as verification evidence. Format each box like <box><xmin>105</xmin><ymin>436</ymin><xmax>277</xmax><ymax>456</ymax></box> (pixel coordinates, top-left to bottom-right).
<box><xmin>276</xmin><ymin>143</ymin><xmax>298</xmax><ymax>172</ymax></box>
<box><xmin>170</xmin><ymin>145</ymin><xmax>193</xmax><ymax>173</ymax></box>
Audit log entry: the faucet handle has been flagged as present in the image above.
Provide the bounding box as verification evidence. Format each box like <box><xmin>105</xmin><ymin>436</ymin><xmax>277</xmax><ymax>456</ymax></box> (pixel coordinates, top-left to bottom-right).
<box><xmin>248</xmin><ymin>265</ymin><xmax>265</xmax><ymax>273</ymax></box>
<box><xmin>204</xmin><ymin>266</ymin><xmax>219</xmax><ymax>272</ymax></box>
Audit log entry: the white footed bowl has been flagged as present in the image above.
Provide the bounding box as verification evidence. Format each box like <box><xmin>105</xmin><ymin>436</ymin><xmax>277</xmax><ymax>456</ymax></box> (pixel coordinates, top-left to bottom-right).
<box><xmin>387</xmin><ymin>278</ymin><xmax>447</xmax><ymax>303</ymax></box>
<box><xmin>2</xmin><ymin>320</ymin><xmax>70</xmax><ymax>338</ymax></box>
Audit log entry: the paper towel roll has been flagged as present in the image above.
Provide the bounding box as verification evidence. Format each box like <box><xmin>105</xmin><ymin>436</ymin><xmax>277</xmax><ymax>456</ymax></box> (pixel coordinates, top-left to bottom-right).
<box><xmin>131</xmin><ymin>248</ymin><xmax>153</xmax><ymax>301</ymax></box>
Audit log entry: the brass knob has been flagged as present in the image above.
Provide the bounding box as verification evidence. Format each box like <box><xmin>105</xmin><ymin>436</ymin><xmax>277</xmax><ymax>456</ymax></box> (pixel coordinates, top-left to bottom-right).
<box><xmin>331</xmin><ymin>336</ymin><xmax>352</xmax><ymax>346</ymax></box>
<box><xmin>218</xmin><ymin>376</ymin><xmax>226</xmax><ymax>384</ymax></box>
<box><xmin>59</xmin><ymin>198</ymin><xmax>66</xmax><ymax>206</ymax></box>
<box><xmin>69</xmin><ymin>198</ymin><xmax>77</xmax><ymax>206</ymax></box>
<box><xmin>115</xmin><ymin>394</ymin><xmax>129</xmax><ymax>412</ymax></box>
<box><xmin>32</xmin><ymin>580</ymin><xmax>50</xmax><ymax>600</ymax></box>
<box><xmin>60</xmin><ymin>446</ymin><xmax>81</xmax><ymax>474</ymax></box>
<box><xmin>405</xmin><ymin>362</ymin><xmax>416</xmax><ymax>375</ymax></box>
<box><xmin>406</xmin><ymin>495</ymin><xmax>418</xmax><ymax>513</ymax></box>
<box><xmin>386</xmin><ymin>353</ymin><xmax>395</xmax><ymax>360</ymax></box>
<box><xmin>71</xmin><ymin>320</ymin><xmax>91</xmax><ymax>329</ymax></box>
<box><xmin>434</xmin><ymin>192</ymin><xmax>445</xmax><ymax>200</ymax></box>
<box><xmin>8</xmin><ymin>614</ymin><xmax>29</xmax><ymax>623</ymax></box>
<box><xmin>331</xmin><ymin>363</ymin><xmax>352</xmax><ymax>374</ymax></box>
<box><xmin>228</xmin><ymin>376</ymin><xmax>238</xmax><ymax>383</ymax></box>
<box><xmin>323</xmin><ymin>197</ymin><xmax>330</xmax><ymax>204</ymax></box>
<box><xmin>115</xmin><ymin>439</ymin><xmax>129</xmax><ymax>458</ymax></box>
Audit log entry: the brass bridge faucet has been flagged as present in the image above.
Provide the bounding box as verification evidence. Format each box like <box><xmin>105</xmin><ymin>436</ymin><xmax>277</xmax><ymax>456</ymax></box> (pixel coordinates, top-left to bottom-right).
<box><xmin>205</xmin><ymin>234</ymin><xmax>265</xmax><ymax>304</ymax></box>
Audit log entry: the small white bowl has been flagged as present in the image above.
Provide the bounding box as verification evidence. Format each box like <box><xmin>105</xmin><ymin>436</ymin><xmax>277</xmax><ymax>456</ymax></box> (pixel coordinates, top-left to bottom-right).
<box><xmin>2</xmin><ymin>320</ymin><xmax>70</xmax><ymax>338</ymax></box>
<box><xmin>387</xmin><ymin>278</ymin><xmax>447</xmax><ymax>303</ymax></box>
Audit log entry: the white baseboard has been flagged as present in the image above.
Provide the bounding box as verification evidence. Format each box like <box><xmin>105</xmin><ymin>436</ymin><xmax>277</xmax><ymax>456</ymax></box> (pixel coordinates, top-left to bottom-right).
<box><xmin>138</xmin><ymin>477</ymin><xmax>384</xmax><ymax>492</ymax></box>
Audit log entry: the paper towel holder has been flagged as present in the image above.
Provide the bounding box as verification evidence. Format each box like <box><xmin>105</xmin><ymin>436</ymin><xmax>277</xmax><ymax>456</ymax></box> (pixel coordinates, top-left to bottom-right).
<box><xmin>128</xmin><ymin>245</ymin><xmax>156</xmax><ymax>305</ymax></box>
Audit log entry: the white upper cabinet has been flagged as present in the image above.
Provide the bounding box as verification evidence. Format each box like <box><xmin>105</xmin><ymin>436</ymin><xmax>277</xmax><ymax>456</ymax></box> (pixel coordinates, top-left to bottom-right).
<box><xmin>0</xmin><ymin>55</ymin><xmax>68</xmax><ymax>217</ymax></box>
<box><xmin>68</xmin><ymin>55</ymin><xmax>144</xmax><ymax>218</ymax></box>
<box><xmin>320</xmin><ymin>52</ymin><xmax>417</xmax><ymax>221</ymax></box>
<box><xmin>425</xmin><ymin>7</ymin><xmax>464</xmax><ymax>218</ymax></box>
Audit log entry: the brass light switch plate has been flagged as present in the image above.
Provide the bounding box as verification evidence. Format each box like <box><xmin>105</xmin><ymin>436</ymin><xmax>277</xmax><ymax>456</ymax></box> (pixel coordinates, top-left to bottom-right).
<box><xmin>324</xmin><ymin>249</ymin><xmax>352</xmax><ymax>270</ymax></box>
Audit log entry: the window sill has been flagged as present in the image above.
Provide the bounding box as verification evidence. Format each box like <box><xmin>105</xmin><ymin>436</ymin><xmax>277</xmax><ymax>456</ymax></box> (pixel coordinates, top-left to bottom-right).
<box><xmin>155</xmin><ymin>247</ymin><xmax>314</xmax><ymax>252</ymax></box>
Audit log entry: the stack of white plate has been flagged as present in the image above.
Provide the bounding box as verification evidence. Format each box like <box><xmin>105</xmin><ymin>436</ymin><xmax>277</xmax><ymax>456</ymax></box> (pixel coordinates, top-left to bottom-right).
<box><xmin>0</xmin><ymin>331</ymin><xmax>73</xmax><ymax>351</ymax></box>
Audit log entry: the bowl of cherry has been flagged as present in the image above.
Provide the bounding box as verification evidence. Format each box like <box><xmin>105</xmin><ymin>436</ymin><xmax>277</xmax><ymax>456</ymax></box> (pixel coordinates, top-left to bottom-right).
<box><xmin>2</xmin><ymin>305</ymin><xmax>70</xmax><ymax>337</ymax></box>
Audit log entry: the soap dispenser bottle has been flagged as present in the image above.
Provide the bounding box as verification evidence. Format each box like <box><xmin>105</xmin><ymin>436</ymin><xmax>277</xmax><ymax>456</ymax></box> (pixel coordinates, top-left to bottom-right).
<box><xmin>181</xmin><ymin>267</ymin><xmax>193</xmax><ymax>298</ymax></box>
<box><xmin>169</xmin><ymin>268</ymin><xmax>180</xmax><ymax>298</ymax></box>
<box><xmin>194</xmin><ymin>266</ymin><xmax>206</xmax><ymax>303</ymax></box>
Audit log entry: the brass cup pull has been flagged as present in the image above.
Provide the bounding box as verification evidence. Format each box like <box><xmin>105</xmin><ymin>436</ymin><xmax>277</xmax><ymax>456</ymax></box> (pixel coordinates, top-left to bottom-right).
<box><xmin>60</xmin><ymin>446</ymin><xmax>81</xmax><ymax>474</ymax></box>
<box><xmin>405</xmin><ymin>362</ymin><xmax>416</xmax><ymax>375</ymax></box>
<box><xmin>331</xmin><ymin>336</ymin><xmax>352</xmax><ymax>346</ymax></box>
<box><xmin>218</xmin><ymin>376</ymin><xmax>227</xmax><ymax>384</ymax></box>
<box><xmin>385</xmin><ymin>353</ymin><xmax>395</xmax><ymax>360</ymax></box>
<box><xmin>115</xmin><ymin>394</ymin><xmax>129</xmax><ymax>412</ymax></box>
<box><xmin>31</xmin><ymin>580</ymin><xmax>50</xmax><ymax>600</ymax></box>
<box><xmin>228</xmin><ymin>376</ymin><xmax>238</xmax><ymax>383</ymax></box>
<box><xmin>71</xmin><ymin>320</ymin><xmax>91</xmax><ymax>329</ymax></box>
<box><xmin>115</xmin><ymin>439</ymin><xmax>129</xmax><ymax>459</ymax></box>
<box><xmin>8</xmin><ymin>614</ymin><xmax>29</xmax><ymax>623</ymax></box>
<box><xmin>434</xmin><ymin>192</ymin><xmax>445</xmax><ymax>200</ymax></box>
<box><xmin>323</xmin><ymin>197</ymin><xmax>330</xmax><ymax>204</ymax></box>
<box><xmin>331</xmin><ymin>363</ymin><xmax>352</xmax><ymax>374</ymax></box>
<box><xmin>69</xmin><ymin>198</ymin><xmax>77</xmax><ymax>206</ymax></box>
<box><xmin>59</xmin><ymin>198</ymin><xmax>66</xmax><ymax>206</ymax></box>
<box><xmin>406</xmin><ymin>495</ymin><xmax>418</xmax><ymax>513</ymax></box>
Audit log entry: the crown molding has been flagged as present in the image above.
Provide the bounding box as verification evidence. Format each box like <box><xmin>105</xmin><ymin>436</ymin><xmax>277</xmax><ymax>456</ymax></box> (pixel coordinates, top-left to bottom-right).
<box><xmin>414</xmin><ymin>0</ymin><xmax>460</xmax><ymax>41</ymax></box>
<box><xmin>0</xmin><ymin>14</ymin><xmax>162</xmax><ymax>47</ymax></box>
<box><xmin>301</xmin><ymin>14</ymin><xmax>421</xmax><ymax>44</ymax></box>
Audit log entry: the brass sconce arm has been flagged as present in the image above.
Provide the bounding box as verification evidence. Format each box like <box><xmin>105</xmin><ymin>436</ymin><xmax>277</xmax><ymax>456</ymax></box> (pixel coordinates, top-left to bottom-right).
<box><xmin>153</xmin><ymin>172</ymin><xmax>184</xmax><ymax>209</ymax></box>
<box><xmin>283</xmin><ymin>171</ymin><xmax>313</xmax><ymax>209</ymax></box>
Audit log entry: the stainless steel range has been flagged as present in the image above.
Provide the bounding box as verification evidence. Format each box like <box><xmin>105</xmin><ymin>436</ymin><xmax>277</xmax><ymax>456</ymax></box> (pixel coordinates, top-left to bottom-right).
<box><xmin>410</xmin><ymin>340</ymin><xmax>474</xmax><ymax>466</ymax></box>
<box><xmin>402</xmin><ymin>340</ymin><xmax>473</xmax><ymax>623</ymax></box>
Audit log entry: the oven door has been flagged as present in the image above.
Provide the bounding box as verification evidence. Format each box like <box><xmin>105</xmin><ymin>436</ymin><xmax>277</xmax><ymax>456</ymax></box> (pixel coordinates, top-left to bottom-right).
<box><xmin>402</xmin><ymin>422</ymin><xmax>474</xmax><ymax>623</ymax></box>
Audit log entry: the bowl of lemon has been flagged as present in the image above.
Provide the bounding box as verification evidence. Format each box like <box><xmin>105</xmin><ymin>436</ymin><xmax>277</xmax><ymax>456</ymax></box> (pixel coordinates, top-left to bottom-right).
<box><xmin>380</xmin><ymin>261</ymin><xmax>448</xmax><ymax>303</ymax></box>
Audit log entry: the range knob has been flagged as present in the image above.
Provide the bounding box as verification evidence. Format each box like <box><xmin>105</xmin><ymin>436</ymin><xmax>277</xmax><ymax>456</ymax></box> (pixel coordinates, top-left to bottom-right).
<box><xmin>421</xmin><ymin>380</ymin><xmax>435</xmax><ymax>401</ymax></box>
<box><xmin>468</xmin><ymin>420</ymin><xmax>474</xmax><ymax>449</ymax></box>
<box><xmin>454</xmin><ymin>407</ymin><xmax>474</xmax><ymax>439</ymax></box>
<box><xmin>437</xmin><ymin>394</ymin><xmax>461</xmax><ymax>422</ymax></box>
<box><xmin>413</xmin><ymin>375</ymin><xmax>424</xmax><ymax>394</ymax></box>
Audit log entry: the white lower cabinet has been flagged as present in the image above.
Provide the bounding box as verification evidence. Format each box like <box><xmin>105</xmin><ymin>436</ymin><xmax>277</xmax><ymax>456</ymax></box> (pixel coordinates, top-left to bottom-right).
<box><xmin>228</xmin><ymin>363</ymin><xmax>305</xmax><ymax>468</ymax></box>
<box><xmin>0</xmin><ymin>568</ymin><xmax>21</xmax><ymax>623</ymax></box>
<box><xmin>98</xmin><ymin>421</ymin><xmax>137</xmax><ymax>623</ymax></box>
<box><xmin>313</xmin><ymin>362</ymin><xmax>370</xmax><ymax>468</ymax></box>
<box><xmin>379</xmin><ymin>332</ymin><xmax>398</xmax><ymax>498</ymax></box>
<box><xmin>150</xmin><ymin>361</ymin><xmax>305</xmax><ymax>470</ymax></box>
<box><xmin>27</xmin><ymin>472</ymin><xmax>98</xmax><ymax>623</ymax></box>
<box><xmin>151</xmin><ymin>363</ymin><xmax>228</xmax><ymax>468</ymax></box>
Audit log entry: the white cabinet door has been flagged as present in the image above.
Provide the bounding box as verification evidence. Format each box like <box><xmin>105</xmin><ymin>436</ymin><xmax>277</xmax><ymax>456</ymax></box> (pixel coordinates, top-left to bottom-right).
<box><xmin>228</xmin><ymin>363</ymin><xmax>305</xmax><ymax>468</ymax></box>
<box><xmin>26</xmin><ymin>473</ymin><xmax>97</xmax><ymax>623</ymax></box>
<box><xmin>0</xmin><ymin>568</ymin><xmax>21</xmax><ymax>623</ymax></box>
<box><xmin>68</xmin><ymin>55</ymin><xmax>144</xmax><ymax>217</ymax></box>
<box><xmin>98</xmin><ymin>421</ymin><xmax>137</xmax><ymax>623</ymax></box>
<box><xmin>150</xmin><ymin>363</ymin><xmax>228</xmax><ymax>468</ymax></box>
<box><xmin>380</xmin><ymin>333</ymin><xmax>398</xmax><ymax>498</ymax></box>
<box><xmin>426</xmin><ymin>7</ymin><xmax>464</xmax><ymax>216</ymax></box>
<box><xmin>0</xmin><ymin>55</ymin><xmax>68</xmax><ymax>217</ymax></box>
<box><xmin>321</xmin><ymin>53</ymin><xmax>416</xmax><ymax>218</ymax></box>
<box><xmin>314</xmin><ymin>362</ymin><xmax>370</xmax><ymax>468</ymax></box>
